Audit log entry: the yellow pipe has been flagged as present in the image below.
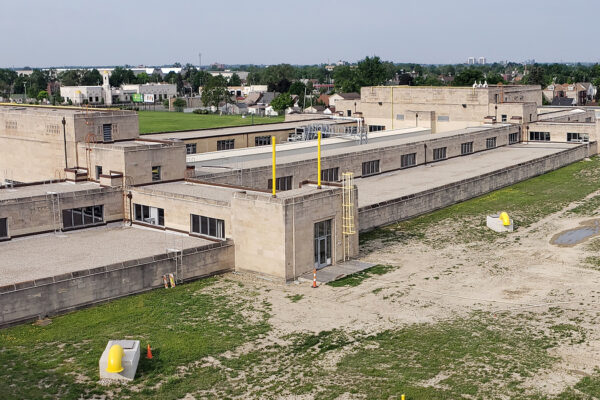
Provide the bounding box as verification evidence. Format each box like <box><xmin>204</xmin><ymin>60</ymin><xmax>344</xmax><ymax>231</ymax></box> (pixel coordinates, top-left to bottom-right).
<box><xmin>105</xmin><ymin>344</ymin><xmax>124</xmax><ymax>373</ymax></box>
<box><xmin>272</xmin><ymin>136</ymin><xmax>276</xmax><ymax>197</ymax></box>
<box><xmin>317</xmin><ymin>131</ymin><xmax>322</xmax><ymax>188</ymax></box>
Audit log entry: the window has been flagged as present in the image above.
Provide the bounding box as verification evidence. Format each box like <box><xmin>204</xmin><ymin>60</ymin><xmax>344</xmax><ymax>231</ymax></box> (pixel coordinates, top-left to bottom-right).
<box><xmin>368</xmin><ymin>125</ymin><xmax>385</xmax><ymax>132</ymax></box>
<box><xmin>530</xmin><ymin>113</ymin><xmax>533</xmax><ymax>122</ymax></box>
<box><xmin>152</xmin><ymin>166</ymin><xmax>161</xmax><ymax>181</ymax></box>
<box><xmin>401</xmin><ymin>153</ymin><xmax>416</xmax><ymax>168</ymax></box>
<box><xmin>191</xmin><ymin>214</ymin><xmax>225</xmax><ymax>239</ymax></box>
<box><xmin>347</xmin><ymin>110</ymin><xmax>352</xmax><ymax>116</ymax></box>
<box><xmin>255</xmin><ymin>136</ymin><xmax>271</xmax><ymax>146</ymax></box>
<box><xmin>62</xmin><ymin>205</ymin><xmax>104</xmax><ymax>230</ymax></box>
<box><xmin>509</xmin><ymin>132</ymin><xmax>519</xmax><ymax>144</ymax></box>
<box><xmin>567</xmin><ymin>132</ymin><xmax>589</xmax><ymax>142</ymax></box>
<box><xmin>102</xmin><ymin>124</ymin><xmax>112</xmax><ymax>142</ymax></box>
<box><xmin>396</xmin><ymin>114</ymin><xmax>404</xmax><ymax>120</ymax></box>
<box><xmin>95</xmin><ymin>96</ymin><xmax>99</xmax><ymax>102</ymax></box>
<box><xmin>0</xmin><ymin>218</ymin><xmax>7</xmax><ymax>239</ymax></box>
<box><xmin>134</xmin><ymin>204</ymin><xmax>164</xmax><ymax>226</ymax></box>
<box><xmin>433</xmin><ymin>147</ymin><xmax>447</xmax><ymax>161</ymax></box>
<box><xmin>268</xmin><ymin>176</ymin><xmax>293</xmax><ymax>191</ymax></box>
<box><xmin>321</xmin><ymin>167</ymin><xmax>339</xmax><ymax>182</ymax></box>
<box><xmin>486</xmin><ymin>137</ymin><xmax>497</xmax><ymax>149</ymax></box>
<box><xmin>529</xmin><ymin>131</ymin><xmax>550</xmax><ymax>141</ymax></box>
<box><xmin>501</xmin><ymin>114</ymin><xmax>507</xmax><ymax>122</ymax></box>
<box><xmin>437</xmin><ymin>115</ymin><xmax>450</xmax><ymax>122</ymax></box>
<box><xmin>362</xmin><ymin>160</ymin><xmax>380</xmax><ymax>176</ymax></box>
<box><xmin>95</xmin><ymin>166</ymin><xmax>102</xmax><ymax>180</ymax></box>
<box><xmin>217</xmin><ymin>139</ymin><xmax>235</xmax><ymax>150</ymax></box>
<box><xmin>186</xmin><ymin>143</ymin><xmax>197</xmax><ymax>154</ymax></box>
<box><xmin>461</xmin><ymin>142</ymin><xmax>473</xmax><ymax>155</ymax></box>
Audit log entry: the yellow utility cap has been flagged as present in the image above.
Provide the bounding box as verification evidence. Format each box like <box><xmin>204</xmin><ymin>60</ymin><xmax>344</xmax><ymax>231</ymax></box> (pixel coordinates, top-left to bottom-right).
<box><xmin>105</xmin><ymin>344</ymin><xmax>124</xmax><ymax>373</ymax></box>
<box><xmin>499</xmin><ymin>212</ymin><xmax>510</xmax><ymax>226</ymax></box>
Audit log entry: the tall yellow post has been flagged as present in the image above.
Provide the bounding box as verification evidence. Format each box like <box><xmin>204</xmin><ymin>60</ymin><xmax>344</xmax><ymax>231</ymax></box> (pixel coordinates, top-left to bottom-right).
<box><xmin>271</xmin><ymin>136</ymin><xmax>276</xmax><ymax>197</ymax></box>
<box><xmin>317</xmin><ymin>130</ymin><xmax>322</xmax><ymax>188</ymax></box>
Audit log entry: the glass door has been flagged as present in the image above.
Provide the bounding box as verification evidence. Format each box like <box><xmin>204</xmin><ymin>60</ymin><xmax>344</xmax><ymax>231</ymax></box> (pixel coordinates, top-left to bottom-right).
<box><xmin>314</xmin><ymin>220</ymin><xmax>332</xmax><ymax>269</ymax></box>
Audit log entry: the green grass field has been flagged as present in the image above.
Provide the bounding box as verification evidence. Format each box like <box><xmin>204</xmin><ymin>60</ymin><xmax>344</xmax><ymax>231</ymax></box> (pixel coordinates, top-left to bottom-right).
<box><xmin>137</xmin><ymin>111</ymin><xmax>285</xmax><ymax>134</ymax></box>
<box><xmin>3</xmin><ymin>158</ymin><xmax>600</xmax><ymax>398</ymax></box>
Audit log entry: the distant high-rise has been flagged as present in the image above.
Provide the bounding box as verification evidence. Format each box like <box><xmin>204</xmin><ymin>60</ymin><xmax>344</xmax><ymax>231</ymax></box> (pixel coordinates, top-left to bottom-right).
<box><xmin>478</xmin><ymin>57</ymin><xmax>486</xmax><ymax>65</ymax></box>
<box><xmin>467</xmin><ymin>57</ymin><xmax>475</xmax><ymax>65</ymax></box>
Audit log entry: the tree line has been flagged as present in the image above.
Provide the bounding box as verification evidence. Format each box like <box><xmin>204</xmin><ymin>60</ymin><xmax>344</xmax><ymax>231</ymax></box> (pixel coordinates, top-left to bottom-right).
<box><xmin>3</xmin><ymin>58</ymin><xmax>600</xmax><ymax>105</ymax></box>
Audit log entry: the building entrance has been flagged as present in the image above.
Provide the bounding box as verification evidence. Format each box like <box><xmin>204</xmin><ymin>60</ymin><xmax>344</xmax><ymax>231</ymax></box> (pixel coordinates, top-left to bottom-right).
<box><xmin>314</xmin><ymin>219</ymin><xmax>332</xmax><ymax>269</ymax></box>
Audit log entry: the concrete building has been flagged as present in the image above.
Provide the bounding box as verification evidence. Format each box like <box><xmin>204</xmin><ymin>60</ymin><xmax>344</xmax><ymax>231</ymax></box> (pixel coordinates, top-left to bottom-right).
<box><xmin>60</xmin><ymin>82</ymin><xmax>177</xmax><ymax>105</ymax></box>
<box><xmin>2</xmin><ymin>87</ymin><xmax>599</xmax><ymax>327</ymax></box>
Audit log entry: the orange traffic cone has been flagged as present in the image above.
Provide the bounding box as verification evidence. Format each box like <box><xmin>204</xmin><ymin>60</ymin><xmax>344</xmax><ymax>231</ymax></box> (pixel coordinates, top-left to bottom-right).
<box><xmin>146</xmin><ymin>344</ymin><xmax>153</xmax><ymax>359</ymax></box>
<box><xmin>312</xmin><ymin>269</ymin><xmax>317</xmax><ymax>288</ymax></box>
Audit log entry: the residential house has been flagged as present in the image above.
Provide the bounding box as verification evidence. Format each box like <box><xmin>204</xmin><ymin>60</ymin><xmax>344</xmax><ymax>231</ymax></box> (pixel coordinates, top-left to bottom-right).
<box><xmin>328</xmin><ymin>92</ymin><xmax>360</xmax><ymax>108</ymax></box>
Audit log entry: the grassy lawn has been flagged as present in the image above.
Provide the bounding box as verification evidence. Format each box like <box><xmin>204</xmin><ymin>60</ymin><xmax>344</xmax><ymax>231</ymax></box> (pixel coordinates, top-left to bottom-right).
<box><xmin>137</xmin><ymin>111</ymin><xmax>285</xmax><ymax>134</ymax></box>
<box><xmin>361</xmin><ymin>156</ymin><xmax>600</xmax><ymax>248</ymax></box>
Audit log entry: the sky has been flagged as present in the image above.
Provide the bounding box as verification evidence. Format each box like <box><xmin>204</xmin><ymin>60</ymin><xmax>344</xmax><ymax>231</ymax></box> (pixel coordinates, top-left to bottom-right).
<box><xmin>2</xmin><ymin>0</ymin><xmax>599</xmax><ymax>68</ymax></box>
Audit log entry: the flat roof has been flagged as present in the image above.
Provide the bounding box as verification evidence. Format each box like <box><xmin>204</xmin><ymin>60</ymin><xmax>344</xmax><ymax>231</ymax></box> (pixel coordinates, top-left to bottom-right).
<box><xmin>0</xmin><ymin>104</ymin><xmax>133</xmax><ymax>117</ymax></box>
<box><xmin>356</xmin><ymin>142</ymin><xmax>579</xmax><ymax>208</ymax></box>
<box><xmin>0</xmin><ymin>181</ymin><xmax>102</xmax><ymax>202</ymax></box>
<box><xmin>0</xmin><ymin>224</ymin><xmax>212</xmax><ymax>286</ymax></box>
<box><xmin>143</xmin><ymin>118</ymin><xmax>349</xmax><ymax>141</ymax></box>
<box><xmin>135</xmin><ymin>181</ymin><xmax>261</xmax><ymax>203</ymax></box>
<box><xmin>192</xmin><ymin>125</ymin><xmax>507</xmax><ymax>171</ymax></box>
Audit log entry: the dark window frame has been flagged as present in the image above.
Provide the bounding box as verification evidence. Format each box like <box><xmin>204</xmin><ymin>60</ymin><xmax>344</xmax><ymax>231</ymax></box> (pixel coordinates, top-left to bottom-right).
<box><xmin>186</xmin><ymin>143</ymin><xmax>197</xmax><ymax>154</ymax></box>
<box><xmin>0</xmin><ymin>217</ymin><xmax>8</xmax><ymax>239</ymax></box>
<box><xmin>461</xmin><ymin>142</ymin><xmax>473</xmax><ymax>155</ymax></box>
<box><xmin>255</xmin><ymin>136</ymin><xmax>271</xmax><ymax>146</ymax></box>
<box><xmin>433</xmin><ymin>147</ymin><xmax>447</xmax><ymax>161</ymax></box>
<box><xmin>152</xmin><ymin>166</ymin><xmax>161</xmax><ymax>181</ymax></box>
<box><xmin>268</xmin><ymin>176</ymin><xmax>293</xmax><ymax>191</ymax></box>
<box><xmin>133</xmin><ymin>204</ymin><xmax>165</xmax><ymax>226</ymax></box>
<box><xmin>321</xmin><ymin>167</ymin><xmax>339</xmax><ymax>182</ymax></box>
<box><xmin>62</xmin><ymin>205</ymin><xmax>104</xmax><ymax>230</ymax></box>
<box><xmin>217</xmin><ymin>139</ymin><xmax>235</xmax><ymax>151</ymax></box>
<box><xmin>190</xmin><ymin>214</ymin><xmax>225</xmax><ymax>239</ymax></box>
<box><xmin>401</xmin><ymin>153</ymin><xmax>416</xmax><ymax>168</ymax></box>
<box><xmin>486</xmin><ymin>137</ymin><xmax>497</xmax><ymax>149</ymax></box>
<box><xmin>529</xmin><ymin>131</ymin><xmax>550</xmax><ymax>141</ymax></box>
<box><xmin>362</xmin><ymin>160</ymin><xmax>380</xmax><ymax>176</ymax></box>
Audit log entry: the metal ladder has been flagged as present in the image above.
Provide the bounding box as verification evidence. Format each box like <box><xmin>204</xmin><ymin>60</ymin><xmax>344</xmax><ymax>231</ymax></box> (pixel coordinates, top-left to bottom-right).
<box><xmin>342</xmin><ymin>172</ymin><xmax>356</xmax><ymax>261</ymax></box>
<box><xmin>48</xmin><ymin>192</ymin><xmax>61</xmax><ymax>234</ymax></box>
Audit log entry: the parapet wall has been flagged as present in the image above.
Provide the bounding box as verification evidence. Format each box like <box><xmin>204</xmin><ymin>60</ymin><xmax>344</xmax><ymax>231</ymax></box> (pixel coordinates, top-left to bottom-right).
<box><xmin>0</xmin><ymin>240</ymin><xmax>234</xmax><ymax>328</ymax></box>
<box><xmin>358</xmin><ymin>143</ymin><xmax>595</xmax><ymax>231</ymax></box>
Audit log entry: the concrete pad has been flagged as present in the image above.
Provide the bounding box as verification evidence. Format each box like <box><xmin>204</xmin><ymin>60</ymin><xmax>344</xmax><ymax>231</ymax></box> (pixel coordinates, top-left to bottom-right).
<box><xmin>99</xmin><ymin>340</ymin><xmax>140</xmax><ymax>382</ymax></box>
<box><xmin>299</xmin><ymin>260</ymin><xmax>377</xmax><ymax>284</ymax></box>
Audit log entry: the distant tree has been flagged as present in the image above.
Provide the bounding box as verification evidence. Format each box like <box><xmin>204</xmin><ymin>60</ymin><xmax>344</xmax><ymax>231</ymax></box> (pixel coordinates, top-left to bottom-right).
<box><xmin>269</xmin><ymin>78</ymin><xmax>291</xmax><ymax>93</ymax></box>
<box><xmin>270</xmin><ymin>92</ymin><xmax>294</xmax><ymax>113</ymax></box>
<box><xmin>135</xmin><ymin>72</ymin><xmax>150</xmax><ymax>84</ymax></box>
<box><xmin>151</xmin><ymin>72</ymin><xmax>163</xmax><ymax>83</ymax></box>
<box><xmin>109</xmin><ymin>67</ymin><xmax>136</xmax><ymax>87</ymax></box>
<box><xmin>192</xmin><ymin>70</ymin><xmax>211</xmax><ymax>92</ymax></box>
<box><xmin>172</xmin><ymin>98</ymin><xmax>186</xmax><ymax>112</ymax></box>
<box><xmin>80</xmin><ymin>69</ymin><xmax>102</xmax><ymax>86</ymax></box>
<box><xmin>333</xmin><ymin>65</ymin><xmax>359</xmax><ymax>93</ymax></box>
<box><xmin>172</xmin><ymin>62</ymin><xmax>182</xmax><ymax>68</ymax></box>
<box><xmin>37</xmin><ymin>90</ymin><xmax>48</xmax><ymax>101</ymax></box>
<box><xmin>289</xmin><ymin>81</ymin><xmax>306</xmax><ymax>97</ymax></box>
<box><xmin>356</xmin><ymin>56</ymin><xmax>388</xmax><ymax>86</ymax></box>
<box><xmin>453</xmin><ymin>68</ymin><xmax>485</xmax><ymax>86</ymax></box>
<box><xmin>228</xmin><ymin>73</ymin><xmax>242</xmax><ymax>86</ymax></box>
<box><xmin>58</xmin><ymin>69</ymin><xmax>81</xmax><ymax>86</ymax></box>
<box><xmin>201</xmin><ymin>75</ymin><xmax>231</xmax><ymax>110</ymax></box>
<box><xmin>524</xmin><ymin>65</ymin><xmax>547</xmax><ymax>87</ymax></box>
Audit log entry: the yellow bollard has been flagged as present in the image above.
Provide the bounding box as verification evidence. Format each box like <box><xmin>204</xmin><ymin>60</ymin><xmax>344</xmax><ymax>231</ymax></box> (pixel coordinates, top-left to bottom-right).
<box><xmin>105</xmin><ymin>344</ymin><xmax>124</xmax><ymax>373</ymax></box>
<box><xmin>401</xmin><ymin>395</ymin><xmax>405</xmax><ymax>400</ymax></box>
<box><xmin>499</xmin><ymin>211</ymin><xmax>510</xmax><ymax>226</ymax></box>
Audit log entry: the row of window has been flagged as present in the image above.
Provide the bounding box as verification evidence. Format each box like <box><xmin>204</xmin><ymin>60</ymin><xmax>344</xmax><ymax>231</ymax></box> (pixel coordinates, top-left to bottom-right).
<box><xmin>528</xmin><ymin>131</ymin><xmax>589</xmax><ymax>143</ymax></box>
<box><xmin>0</xmin><ymin>217</ymin><xmax>7</xmax><ymax>239</ymax></box>
<box><xmin>62</xmin><ymin>206</ymin><xmax>104</xmax><ymax>229</ymax></box>
<box><xmin>133</xmin><ymin>203</ymin><xmax>226</xmax><ymax>239</ymax></box>
<box><xmin>268</xmin><ymin>176</ymin><xmax>293</xmax><ymax>191</ymax></box>
<box><xmin>212</xmin><ymin>136</ymin><xmax>274</xmax><ymax>152</ymax></box>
